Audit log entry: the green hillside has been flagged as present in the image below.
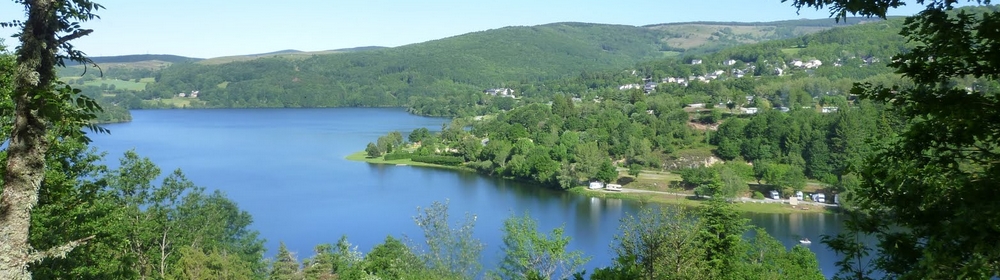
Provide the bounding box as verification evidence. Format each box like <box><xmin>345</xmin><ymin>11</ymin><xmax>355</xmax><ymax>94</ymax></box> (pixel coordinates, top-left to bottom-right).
<box><xmin>136</xmin><ymin>20</ymin><xmax>870</xmax><ymax>113</ymax></box>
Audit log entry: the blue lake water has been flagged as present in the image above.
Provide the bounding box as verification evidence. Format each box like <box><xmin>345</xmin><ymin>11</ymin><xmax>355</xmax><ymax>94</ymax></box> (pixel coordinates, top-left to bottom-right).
<box><xmin>89</xmin><ymin>108</ymin><xmax>850</xmax><ymax>278</ymax></box>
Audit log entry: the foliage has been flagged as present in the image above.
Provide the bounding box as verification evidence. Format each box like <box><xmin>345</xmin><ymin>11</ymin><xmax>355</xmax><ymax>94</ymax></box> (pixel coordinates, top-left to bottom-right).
<box><xmin>412</xmin><ymin>201</ymin><xmax>484</xmax><ymax>279</ymax></box>
<box><xmin>786</xmin><ymin>1</ymin><xmax>1000</xmax><ymax>278</ymax></box>
<box><xmin>490</xmin><ymin>213</ymin><xmax>589</xmax><ymax>280</ymax></box>
<box><xmin>269</xmin><ymin>242</ymin><xmax>300</xmax><ymax>280</ymax></box>
<box><xmin>592</xmin><ymin>202</ymin><xmax>823</xmax><ymax>279</ymax></box>
<box><xmin>144</xmin><ymin>23</ymin><xmax>678</xmax><ymax>116</ymax></box>
<box><xmin>1</xmin><ymin>1</ymin><xmax>109</xmax><ymax>277</ymax></box>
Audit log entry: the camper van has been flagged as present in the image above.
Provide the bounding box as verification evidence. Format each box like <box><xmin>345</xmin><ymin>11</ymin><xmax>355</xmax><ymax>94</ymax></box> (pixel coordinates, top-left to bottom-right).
<box><xmin>770</xmin><ymin>190</ymin><xmax>780</xmax><ymax>200</ymax></box>
<box><xmin>811</xmin><ymin>193</ymin><xmax>826</xmax><ymax>203</ymax></box>
<box><xmin>795</xmin><ymin>191</ymin><xmax>804</xmax><ymax>201</ymax></box>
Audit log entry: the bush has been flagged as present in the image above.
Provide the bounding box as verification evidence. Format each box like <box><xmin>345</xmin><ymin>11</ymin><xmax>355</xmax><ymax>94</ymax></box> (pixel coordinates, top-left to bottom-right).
<box><xmin>411</xmin><ymin>155</ymin><xmax>465</xmax><ymax>166</ymax></box>
<box><xmin>752</xmin><ymin>191</ymin><xmax>764</xmax><ymax>199</ymax></box>
<box><xmin>384</xmin><ymin>152</ymin><xmax>413</xmax><ymax>161</ymax></box>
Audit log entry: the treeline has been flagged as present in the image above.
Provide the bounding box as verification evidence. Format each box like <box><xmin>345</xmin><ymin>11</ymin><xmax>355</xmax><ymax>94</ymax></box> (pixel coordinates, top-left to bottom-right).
<box><xmin>266</xmin><ymin>200</ymin><xmax>823</xmax><ymax>280</ymax></box>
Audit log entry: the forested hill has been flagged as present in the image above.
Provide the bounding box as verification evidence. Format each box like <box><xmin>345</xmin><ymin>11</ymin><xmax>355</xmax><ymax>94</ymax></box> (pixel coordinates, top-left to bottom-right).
<box><xmin>144</xmin><ymin>23</ymin><xmax>675</xmax><ymax>109</ymax></box>
<box><xmin>137</xmin><ymin>20</ymin><xmax>866</xmax><ymax>112</ymax></box>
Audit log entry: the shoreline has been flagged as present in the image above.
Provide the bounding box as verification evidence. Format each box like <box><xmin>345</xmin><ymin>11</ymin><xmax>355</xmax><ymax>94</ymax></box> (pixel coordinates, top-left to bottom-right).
<box><xmin>345</xmin><ymin>151</ymin><xmax>836</xmax><ymax>214</ymax></box>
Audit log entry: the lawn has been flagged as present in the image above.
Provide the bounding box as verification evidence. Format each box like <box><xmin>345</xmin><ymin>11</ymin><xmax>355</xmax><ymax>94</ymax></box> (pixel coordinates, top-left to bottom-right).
<box><xmin>344</xmin><ymin>151</ymin><xmax>474</xmax><ymax>172</ymax></box>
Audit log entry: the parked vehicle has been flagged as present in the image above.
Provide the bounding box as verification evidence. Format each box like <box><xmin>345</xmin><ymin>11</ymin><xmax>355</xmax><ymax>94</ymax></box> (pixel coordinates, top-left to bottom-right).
<box><xmin>811</xmin><ymin>193</ymin><xmax>826</xmax><ymax>203</ymax></box>
<box><xmin>770</xmin><ymin>190</ymin><xmax>780</xmax><ymax>200</ymax></box>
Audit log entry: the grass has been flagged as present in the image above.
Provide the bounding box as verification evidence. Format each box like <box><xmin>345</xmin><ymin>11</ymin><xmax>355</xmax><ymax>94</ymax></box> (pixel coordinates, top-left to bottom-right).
<box><xmin>61</xmin><ymin>77</ymin><xmax>151</xmax><ymax>91</ymax></box>
<box><xmin>781</xmin><ymin>48</ymin><xmax>803</xmax><ymax>55</ymax></box>
<box><xmin>142</xmin><ymin>97</ymin><xmax>200</xmax><ymax>108</ymax></box>
<box><xmin>570</xmin><ymin>187</ymin><xmax>834</xmax><ymax>214</ymax></box>
<box><xmin>344</xmin><ymin>151</ymin><xmax>475</xmax><ymax>172</ymax></box>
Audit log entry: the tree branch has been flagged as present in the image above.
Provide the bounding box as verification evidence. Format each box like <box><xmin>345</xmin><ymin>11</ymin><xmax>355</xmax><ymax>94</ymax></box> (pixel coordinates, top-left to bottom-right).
<box><xmin>28</xmin><ymin>235</ymin><xmax>95</xmax><ymax>264</ymax></box>
<box><xmin>56</xmin><ymin>29</ymin><xmax>93</xmax><ymax>45</ymax></box>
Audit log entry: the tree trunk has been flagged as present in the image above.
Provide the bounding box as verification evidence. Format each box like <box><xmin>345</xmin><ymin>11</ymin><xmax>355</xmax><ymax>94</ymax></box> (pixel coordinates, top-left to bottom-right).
<box><xmin>0</xmin><ymin>0</ymin><xmax>60</xmax><ymax>279</ymax></box>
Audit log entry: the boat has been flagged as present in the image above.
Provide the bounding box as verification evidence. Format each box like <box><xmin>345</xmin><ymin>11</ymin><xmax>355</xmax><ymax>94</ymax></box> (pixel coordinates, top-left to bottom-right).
<box><xmin>799</xmin><ymin>238</ymin><xmax>812</xmax><ymax>244</ymax></box>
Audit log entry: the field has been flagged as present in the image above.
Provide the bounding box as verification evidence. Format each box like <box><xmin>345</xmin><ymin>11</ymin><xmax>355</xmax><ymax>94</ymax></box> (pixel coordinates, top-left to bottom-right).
<box><xmin>62</xmin><ymin>77</ymin><xmax>150</xmax><ymax>91</ymax></box>
<box><xmin>142</xmin><ymin>97</ymin><xmax>200</xmax><ymax>108</ymax></box>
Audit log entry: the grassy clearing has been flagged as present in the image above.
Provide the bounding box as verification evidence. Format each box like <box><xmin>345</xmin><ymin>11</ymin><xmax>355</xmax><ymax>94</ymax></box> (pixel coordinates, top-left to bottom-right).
<box><xmin>781</xmin><ymin>48</ymin><xmax>803</xmax><ymax>55</ymax></box>
<box><xmin>661</xmin><ymin>51</ymin><xmax>681</xmax><ymax>57</ymax></box>
<box><xmin>142</xmin><ymin>97</ymin><xmax>200</xmax><ymax>108</ymax></box>
<box><xmin>344</xmin><ymin>151</ymin><xmax>475</xmax><ymax>172</ymax></box>
<box><xmin>61</xmin><ymin>77</ymin><xmax>150</xmax><ymax>91</ymax></box>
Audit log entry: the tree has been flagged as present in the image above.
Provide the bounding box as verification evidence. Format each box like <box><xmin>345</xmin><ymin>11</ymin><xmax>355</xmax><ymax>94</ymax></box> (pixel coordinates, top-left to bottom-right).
<box><xmin>365</xmin><ymin>142</ymin><xmax>381</xmax><ymax>158</ymax></box>
<box><xmin>627</xmin><ymin>163</ymin><xmax>641</xmax><ymax>178</ymax></box>
<box><xmin>413</xmin><ymin>201</ymin><xmax>484</xmax><ymax>279</ymax></box>
<box><xmin>269</xmin><ymin>242</ymin><xmax>301</xmax><ymax>280</ymax></box>
<box><xmin>409</xmin><ymin>127</ymin><xmax>431</xmax><ymax>143</ymax></box>
<box><xmin>597</xmin><ymin>207</ymin><xmax>707</xmax><ymax>280</ymax></box>
<box><xmin>717</xmin><ymin>164</ymin><xmax>748</xmax><ymax>200</ymax></box>
<box><xmin>364</xmin><ymin>236</ymin><xmax>422</xmax><ymax>280</ymax></box>
<box><xmin>1</xmin><ymin>1</ymin><xmax>106</xmax><ymax>278</ymax></box>
<box><xmin>787</xmin><ymin>0</ymin><xmax>1000</xmax><ymax>277</ymax></box>
<box><xmin>595</xmin><ymin>160</ymin><xmax>618</xmax><ymax>184</ymax></box>
<box><xmin>491</xmin><ymin>213</ymin><xmax>588</xmax><ymax>280</ymax></box>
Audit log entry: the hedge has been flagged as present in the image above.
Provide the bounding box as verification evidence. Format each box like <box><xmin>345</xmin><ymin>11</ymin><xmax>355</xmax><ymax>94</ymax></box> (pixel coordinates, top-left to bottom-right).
<box><xmin>411</xmin><ymin>155</ymin><xmax>465</xmax><ymax>166</ymax></box>
<box><xmin>384</xmin><ymin>152</ymin><xmax>413</xmax><ymax>161</ymax></box>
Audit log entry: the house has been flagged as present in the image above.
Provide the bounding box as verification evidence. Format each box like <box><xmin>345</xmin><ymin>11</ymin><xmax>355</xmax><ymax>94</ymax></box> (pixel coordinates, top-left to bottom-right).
<box><xmin>618</xmin><ymin>84</ymin><xmax>641</xmax><ymax>90</ymax></box>
<box><xmin>741</xmin><ymin>107</ymin><xmax>759</xmax><ymax>114</ymax></box>
<box><xmin>663</xmin><ymin>77</ymin><xmax>677</xmax><ymax>83</ymax></box>
<box><xmin>688</xmin><ymin>103</ymin><xmax>705</xmax><ymax>109</ymax></box>
<box><xmin>713</xmin><ymin>70</ymin><xmax>726</xmax><ymax>76</ymax></box>
<box><xmin>723</xmin><ymin>59</ymin><xmax>737</xmax><ymax>66</ymax></box>
<box><xmin>589</xmin><ymin>181</ymin><xmax>605</xmax><ymax>189</ymax></box>
<box><xmin>791</xmin><ymin>59</ymin><xmax>804</xmax><ymax>67</ymax></box>
<box><xmin>804</xmin><ymin>59</ymin><xmax>822</xmax><ymax>69</ymax></box>
<box><xmin>484</xmin><ymin>88</ymin><xmax>515</xmax><ymax>98</ymax></box>
<box><xmin>190</xmin><ymin>90</ymin><xmax>199</xmax><ymax>98</ymax></box>
<box><xmin>774</xmin><ymin>68</ymin><xmax>784</xmax><ymax>76</ymax></box>
<box><xmin>643</xmin><ymin>82</ymin><xmax>657</xmax><ymax>93</ymax></box>
<box><xmin>821</xmin><ymin>106</ymin><xmax>839</xmax><ymax>113</ymax></box>
<box><xmin>690</xmin><ymin>59</ymin><xmax>703</xmax><ymax>65</ymax></box>
<box><xmin>178</xmin><ymin>92</ymin><xmax>186</xmax><ymax>98</ymax></box>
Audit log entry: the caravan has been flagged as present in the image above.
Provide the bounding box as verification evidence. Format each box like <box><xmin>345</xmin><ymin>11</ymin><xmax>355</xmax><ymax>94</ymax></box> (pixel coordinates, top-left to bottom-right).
<box><xmin>811</xmin><ymin>193</ymin><xmax>826</xmax><ymax>203</ymax></box>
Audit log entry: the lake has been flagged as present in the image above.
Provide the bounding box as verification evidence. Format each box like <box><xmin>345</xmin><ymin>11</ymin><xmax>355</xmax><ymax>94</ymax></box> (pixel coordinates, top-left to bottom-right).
<box><xmin>90</xmin><ymin>108</ymin><xmax>850</xmax><ymax>278</ymax></box>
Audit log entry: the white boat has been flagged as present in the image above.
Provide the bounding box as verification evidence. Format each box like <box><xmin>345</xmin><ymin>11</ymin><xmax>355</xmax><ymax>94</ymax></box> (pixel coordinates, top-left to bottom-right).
<box><xmin>799</xmin><ymin>238</ymin><xmax>812</xmax><ymax>244</ymax></box>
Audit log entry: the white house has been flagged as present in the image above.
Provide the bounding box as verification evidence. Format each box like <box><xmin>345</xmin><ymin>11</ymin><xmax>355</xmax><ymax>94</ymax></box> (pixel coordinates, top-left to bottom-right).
<box><xmin>619</xmin><ymin>84</ymin><xmax>641</xmax><ymax>90</ymax></box>
<box><xmin>691</xmin><ymin>59</ymin><xmax>703</xmax><ymax>65</ymax></box>
<box><xmin>821</xmin><ymin>106</ymin><xmax>839</xmax><ymax>113</ymax></box>
<box><xmin>723</xmin><ymin>59</ymin><xmax>737</xmax><ymax>66</ymax></box>
<box><xmin>484</xmin><ymin>88</ymin><xmax>516</xmax><ymax>98</ymax></box>
<box><xmin>742</xmin><ymin>107</ymin><xmax>759</xmax><ymax>114</ymax></box>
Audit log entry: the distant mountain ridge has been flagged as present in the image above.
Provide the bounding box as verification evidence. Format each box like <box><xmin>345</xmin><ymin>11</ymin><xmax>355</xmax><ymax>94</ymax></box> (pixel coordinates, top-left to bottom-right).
<box><xmin>87</xmin><ymin>54</ymin><xmax>201</xmax><ymax>64</ymax></box>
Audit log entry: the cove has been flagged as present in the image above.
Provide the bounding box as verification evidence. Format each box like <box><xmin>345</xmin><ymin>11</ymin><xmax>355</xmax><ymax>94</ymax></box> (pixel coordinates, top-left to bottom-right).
<box><xmin>89</xmin><ymin>108</ymin><xmax>852</xmax><ymax>278</ymax></box>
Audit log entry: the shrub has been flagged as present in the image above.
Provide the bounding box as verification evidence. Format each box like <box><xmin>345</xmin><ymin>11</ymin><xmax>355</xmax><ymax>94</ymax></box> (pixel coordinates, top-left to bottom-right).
<box><xmin>752</xmin><ymin>191</ymin><xmax>764</xmax><ymax>200</ymax></box>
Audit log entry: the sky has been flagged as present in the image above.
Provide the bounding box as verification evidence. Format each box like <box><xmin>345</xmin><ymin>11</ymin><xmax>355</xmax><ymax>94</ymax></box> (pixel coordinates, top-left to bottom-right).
<box><xmin>0</xmin><ymin>0</ymin><xmax>928</xmax><ymax>58</ymax></box>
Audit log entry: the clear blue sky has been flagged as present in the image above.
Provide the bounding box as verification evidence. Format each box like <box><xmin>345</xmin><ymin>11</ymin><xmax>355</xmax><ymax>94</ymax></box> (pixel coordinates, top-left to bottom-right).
<box><xmin>0</xmin><ymin>0</ymin><xmax>926</xmax><ymax>58</ymax></box>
